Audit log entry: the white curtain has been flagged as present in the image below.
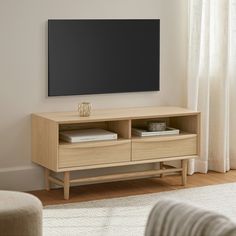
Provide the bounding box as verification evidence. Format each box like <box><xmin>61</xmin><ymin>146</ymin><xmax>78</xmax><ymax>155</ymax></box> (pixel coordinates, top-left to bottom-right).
<box><xmin>187</xmin><ymin>0</ymin><xmax>236</xmax><ymax>174</ymax></box>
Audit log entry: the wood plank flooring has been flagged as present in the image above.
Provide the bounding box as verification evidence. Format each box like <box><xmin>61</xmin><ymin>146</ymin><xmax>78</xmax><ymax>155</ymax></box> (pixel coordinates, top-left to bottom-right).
<box><xmin>29</xmin><ymin>170</ymin><xmax>236</xmax><ymax>206</ymax></box>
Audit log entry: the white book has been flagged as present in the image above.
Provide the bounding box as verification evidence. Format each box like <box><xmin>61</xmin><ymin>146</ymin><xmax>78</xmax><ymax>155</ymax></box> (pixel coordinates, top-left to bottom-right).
<box><xmin>132</xmin><ymin>127</ymin><xmax>180</xmax><ymax>137</ymax></box>
<box><xmin>60</xmin><ymin>128</ymin><xmax>118</xmax><ymax>143</ymax></box>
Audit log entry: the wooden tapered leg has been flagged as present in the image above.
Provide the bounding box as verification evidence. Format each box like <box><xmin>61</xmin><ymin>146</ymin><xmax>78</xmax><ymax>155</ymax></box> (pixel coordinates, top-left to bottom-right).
<box><xmin>181</xmin><ymin>159</ymin><xmax>188</xmax><ymax>186</ymax></box>
<box><xmin>63</xmin><ymin>171</ymin><xmax>70</xmax><ymax>200</ymax></box>
<box><xmin>160</xmin><ymin>162</ymin><xmax>164</xmax><ymax>178</ymax></box>
<box><xmin>44</xmin><ymin>168</ymin><xmax>50</xmax><ymax>191</ymax></box>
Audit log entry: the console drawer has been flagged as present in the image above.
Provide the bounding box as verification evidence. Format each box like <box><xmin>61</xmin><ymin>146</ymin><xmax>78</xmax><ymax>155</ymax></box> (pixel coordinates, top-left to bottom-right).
<box><xmin>59</xmin><ymin>139</ymin><xmax>131</xmax><ymax>168</ymax></box>
<box><xmin>132</xmin><ymin>134</ymin><xmax>197</xmax><ymax>161</ymax></box>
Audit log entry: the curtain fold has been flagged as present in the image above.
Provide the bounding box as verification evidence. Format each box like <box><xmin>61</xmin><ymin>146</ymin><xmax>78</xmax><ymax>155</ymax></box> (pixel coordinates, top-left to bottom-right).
<box><xmin>187</xmin><ymin>0</ymin><xmax>236</xmax><ymax>174</ymax></box>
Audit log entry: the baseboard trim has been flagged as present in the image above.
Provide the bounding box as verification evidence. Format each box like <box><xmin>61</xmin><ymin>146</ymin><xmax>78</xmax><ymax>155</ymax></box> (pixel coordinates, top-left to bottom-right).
<box><xmin>0</xmin><ymin>162</ymin><xmax>181</xmax><ymax>192</ymax></box>
<box><xmin>0</xmin><ymin>165</ymin><xmax>44</xmax><ymax>191</ymax></box>
<box><xmin>0</xmin><ymin>163</ymin><xmax>156</xmax><ymax>192</ymax></box>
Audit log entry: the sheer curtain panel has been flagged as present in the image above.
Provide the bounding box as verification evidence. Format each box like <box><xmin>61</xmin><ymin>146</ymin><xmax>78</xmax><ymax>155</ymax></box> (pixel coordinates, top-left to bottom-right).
<box><xmin>187</xmin><ymin>0</ymin><xmax>236</xmax><ymax>174</ymax></box>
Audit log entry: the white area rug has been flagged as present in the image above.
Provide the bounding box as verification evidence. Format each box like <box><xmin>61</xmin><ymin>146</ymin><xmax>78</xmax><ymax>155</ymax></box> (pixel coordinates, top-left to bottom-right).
<box><xmin>44</xmin><ymin>183</ymin><xmax>236</xmax><ymax>236</ymax></box>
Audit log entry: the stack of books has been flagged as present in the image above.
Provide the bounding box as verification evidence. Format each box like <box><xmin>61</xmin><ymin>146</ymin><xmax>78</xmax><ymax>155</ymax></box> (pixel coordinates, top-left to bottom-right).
<box><xmin>132</xmin><ymin>127</ymin><xmax>180</xmax><ymax>137</ymax></box>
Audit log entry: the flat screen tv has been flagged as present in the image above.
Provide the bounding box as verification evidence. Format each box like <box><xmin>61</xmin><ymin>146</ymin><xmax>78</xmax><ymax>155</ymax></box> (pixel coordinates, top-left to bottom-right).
<box><xmin>48</xmin><ymin>19</ymin><xmax>160</xmax><ymax>96</ymax></box>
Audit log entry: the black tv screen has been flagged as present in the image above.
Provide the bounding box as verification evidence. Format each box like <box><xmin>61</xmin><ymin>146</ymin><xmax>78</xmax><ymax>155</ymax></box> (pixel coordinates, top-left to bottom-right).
<box><xmin>48</xmin><ymin>19</ymin><xmax>160</xmax><ymax>96</ymax></box>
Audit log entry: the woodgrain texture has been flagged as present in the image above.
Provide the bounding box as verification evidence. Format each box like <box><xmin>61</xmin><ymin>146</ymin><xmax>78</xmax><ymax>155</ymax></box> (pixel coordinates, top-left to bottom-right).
<box><xmin>181</xmin><ymin>159</ymin><xmax>188</xmax><ymax>185</ymax></box>
<box><xmin>160</xmin><ymin>162</ymin><xmax>164</xmax><ymax>178</ymax></box>
<box><xmin>31</xmin><ymin>106</ymin><xmax>200</xmax><ymax>199</ymax></box>
<box><xmin>108</xmin><ymin>120</ymin><xmax>131</xmax><ymax>139</ymax></box>
<box><xmin>59</xmin><ymin>122</ymin><xmax>108</xmax><ymax>131</ymax></box>
<box><xmin>48</xmin><ymin>175</ymin><xmax>64</xmax><ymax>186</ymax></box>
<box><xmin>31</xmin><ymin>114</ymin><xmax>58</xmax><ymax>171</ymax></box>
<box><xmin>64</xmin><ymin>172</ymin><xmax>70</xmax><ymax>200</ymax></box>
<box><xmin>57</xmin><ymin>155</ymin><xmax>197</xmax><ymax>172</ymax></box>
<box><xmin>29</xmin><ymin>170</ymin><xmax>236</xmax><ymax>206</ymax></box>
<box><xmin>33</xmin><ymin>106</ymin><xmax>199</xmax><ymax>124</ymax></box>
<box><xmin>58</xmin><ymin>140</ymin><xmax>131</xmax><ymax>168</ymax></box>
<box><xmin>44</xmin><ymin>169</ymin><xmax>50</xmax><ymax>191</ymax></box>
<box><xmin>170</xmin><ymin>114</ymin><xmax>201</xmax><ymax>155</ymax></box>
<box><xmin>69</xmin><ymin>168</ymin><xmax>183</xmax><ymax>185</ymax></box>
<box><xmin>132</xmin><ymin>134</ymin><xmax>197</xmax><ymax>161</ymax></box>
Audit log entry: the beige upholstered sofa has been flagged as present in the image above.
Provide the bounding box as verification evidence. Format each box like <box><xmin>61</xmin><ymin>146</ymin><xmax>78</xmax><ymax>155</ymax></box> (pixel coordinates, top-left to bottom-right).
<box><xmin>145</xmin><ymin>199</ymin><xmax>236</xmax><ymax>236</ymax></box>
<box><xmin>0</xmin><ymin>191</ymin><xmax>42</xmax><ymax>236</ymax></box>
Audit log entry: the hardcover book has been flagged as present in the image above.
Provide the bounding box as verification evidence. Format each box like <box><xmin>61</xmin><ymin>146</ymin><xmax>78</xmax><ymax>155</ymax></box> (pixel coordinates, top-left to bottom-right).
<box><xmin>60</xmin><ymin>129</ymin><xmax>118</xmax><ymax>143</ymax></box>
<box><xmin>132</xmin><ymin>127</ymin><xmax>180</xmax><ymax>137</ymax></box>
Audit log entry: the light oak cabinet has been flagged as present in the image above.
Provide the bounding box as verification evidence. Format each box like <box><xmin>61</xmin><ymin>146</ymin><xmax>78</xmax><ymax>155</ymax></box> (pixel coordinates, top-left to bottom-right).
<box><xmin>32</xmin><ymin>106</ymin><xmax>200</xmax><ymax>199</ymax></box>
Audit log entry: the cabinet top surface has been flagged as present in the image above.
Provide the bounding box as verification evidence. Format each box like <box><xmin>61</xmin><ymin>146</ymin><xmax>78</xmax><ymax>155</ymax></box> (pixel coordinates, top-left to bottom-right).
<box><xmin>32</xmin><ymin>106</ymin><xmax>199</xmax><ymax>124</ymax></box>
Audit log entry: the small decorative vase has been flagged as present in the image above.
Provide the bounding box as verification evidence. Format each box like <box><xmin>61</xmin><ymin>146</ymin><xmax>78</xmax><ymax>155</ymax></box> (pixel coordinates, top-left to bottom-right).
<box><xmin>148</xmin><ymin>121</ymin><xmax>166</xmax><ymax>132</ymax></box>
<box><xmin>78</xmin><ymin>102</ymin><xmax>91</xmax><ymax>117</ymax></box>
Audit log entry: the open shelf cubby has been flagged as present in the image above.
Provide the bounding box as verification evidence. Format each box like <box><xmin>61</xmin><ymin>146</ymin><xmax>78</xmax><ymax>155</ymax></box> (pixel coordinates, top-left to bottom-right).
<box><xmin>32</xmin><ymin>106</ymin><xmax>200</xmax><ymax>199</ymax></box>
<box><xmin>59</xmin><ymin>120</ymin><xmax>131</xmax><ymax>140</ymax></box>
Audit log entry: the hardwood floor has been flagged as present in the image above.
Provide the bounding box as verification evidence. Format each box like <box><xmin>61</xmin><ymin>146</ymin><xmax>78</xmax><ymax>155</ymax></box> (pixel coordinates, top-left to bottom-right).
<box><xmin>29</xmin><ymin>170</ymin><xmax>236</xmax><ymax>206</ymax></box>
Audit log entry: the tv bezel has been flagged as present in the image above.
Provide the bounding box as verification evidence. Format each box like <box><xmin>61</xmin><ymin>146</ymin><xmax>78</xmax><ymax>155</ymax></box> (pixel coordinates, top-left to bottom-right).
<box><xmin>48</xmin><ymin>19</ymin><xmax>160</xmax><ymax>96</ymax></box>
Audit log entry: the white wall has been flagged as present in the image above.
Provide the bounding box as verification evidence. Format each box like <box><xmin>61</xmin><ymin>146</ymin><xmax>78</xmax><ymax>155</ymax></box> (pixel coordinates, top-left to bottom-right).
<box><xmin>0</xmin><ymin>0</ymin><xmax>188</xmax><ymax>191</ymax></box>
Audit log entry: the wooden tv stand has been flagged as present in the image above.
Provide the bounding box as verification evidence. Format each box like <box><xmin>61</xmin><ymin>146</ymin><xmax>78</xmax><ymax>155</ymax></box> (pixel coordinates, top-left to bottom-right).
<box><xmin>32</xmin><ymin>106</ymin><xmax>200</xmax><ymax>199</ymax></box>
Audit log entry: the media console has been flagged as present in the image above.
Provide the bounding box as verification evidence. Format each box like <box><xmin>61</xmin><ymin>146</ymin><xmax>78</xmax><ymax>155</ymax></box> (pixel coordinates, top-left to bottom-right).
<box><xmin>32</xmin><ymin>106</ymin><xmax>200</xmax><ymax>199</ymax></box>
